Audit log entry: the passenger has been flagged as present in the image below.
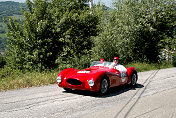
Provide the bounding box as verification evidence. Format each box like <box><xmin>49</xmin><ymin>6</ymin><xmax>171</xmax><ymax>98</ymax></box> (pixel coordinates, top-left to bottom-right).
<box><xmin>99</xmin><ymin>58</ymin><xmax>104</xmax><ymax>63</ymax></box>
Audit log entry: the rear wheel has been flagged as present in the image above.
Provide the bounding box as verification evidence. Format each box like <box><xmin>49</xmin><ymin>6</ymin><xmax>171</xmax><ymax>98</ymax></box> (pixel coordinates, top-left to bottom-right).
<box><xmin>130</xmin><ymin>71</ymin><xmax>138</xmax><ymax>86</ymax></box>
<box><xmin>99</xmin><ymin>78</ymin><xmax>109</xmax><ymax>95</ymax></box>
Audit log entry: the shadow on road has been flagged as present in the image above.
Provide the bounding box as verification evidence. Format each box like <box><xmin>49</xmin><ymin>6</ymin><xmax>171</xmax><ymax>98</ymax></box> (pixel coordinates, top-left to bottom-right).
<box><xmin>103</xmin><ymin>84</ymin><xmax>144</xmax><ymax>98</ymax></box>
<box><xmin>62</xmin><ymin>84</ymin><xmax>144</xmax><ymax>98</ymax></box>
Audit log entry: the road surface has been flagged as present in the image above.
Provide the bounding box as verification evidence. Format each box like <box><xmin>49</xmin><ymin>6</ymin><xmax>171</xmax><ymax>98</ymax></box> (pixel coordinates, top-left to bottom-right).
<box><xmin>0</xmin><ymin>67</ymin><xmax>176</xmax><ymax>118</ymax></box>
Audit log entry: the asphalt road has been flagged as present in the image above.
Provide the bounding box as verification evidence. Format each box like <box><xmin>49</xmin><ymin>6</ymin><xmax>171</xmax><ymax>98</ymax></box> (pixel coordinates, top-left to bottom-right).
<box><xmin>0</xmin><ymin>67</ymin><xmax>176</xmax><ymax>118</ymax></box>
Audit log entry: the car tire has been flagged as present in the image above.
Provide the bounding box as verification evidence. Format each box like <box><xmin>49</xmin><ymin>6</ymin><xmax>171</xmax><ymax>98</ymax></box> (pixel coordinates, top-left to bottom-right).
<box><xmin>63</xmin><ymin>88</ymin><xmax>72</xmax><ymax>92</ymax></box>
<box><xmin>99</xmin><ymin>78</ymin><xmax>109</xmax><ymax>95</ymax></box>
<box><xmin>130</xmin><ymin>71</ymin><xmax>138</xmax><ymax>86</ymax></box>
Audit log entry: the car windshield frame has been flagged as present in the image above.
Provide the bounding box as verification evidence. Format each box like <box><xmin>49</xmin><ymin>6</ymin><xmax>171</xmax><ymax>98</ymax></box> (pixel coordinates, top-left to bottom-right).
<box><xmin>90</xmin><ymin>61</ymin><xmax>113</xmax><ymax>67</ymax></box>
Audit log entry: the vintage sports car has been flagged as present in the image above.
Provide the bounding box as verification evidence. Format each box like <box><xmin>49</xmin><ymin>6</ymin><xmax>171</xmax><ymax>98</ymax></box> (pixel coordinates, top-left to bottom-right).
<box><xmin>56</xmin><ymin>61</ymin><xmax>138</xmax><ymax>95</ymax></box>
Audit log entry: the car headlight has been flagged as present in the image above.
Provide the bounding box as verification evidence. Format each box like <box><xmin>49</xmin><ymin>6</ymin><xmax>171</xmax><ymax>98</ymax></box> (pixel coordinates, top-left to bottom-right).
<box><xmin>88</xmin><ymin>80</ymin><xmax>94</xmax><ymax>87</ymax></box>
<box><xmin>56</xmin><ymin>76</ymin><xmax>61</xmax><ymax>83</ymax></box>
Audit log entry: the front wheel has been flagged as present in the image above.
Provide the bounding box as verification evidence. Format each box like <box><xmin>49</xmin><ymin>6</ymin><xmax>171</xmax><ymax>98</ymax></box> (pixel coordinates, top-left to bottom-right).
<box><xmin>99</xmin><ymin>78</ymin><xmax>109</xmax><ymax>95</ymax></box>
<box><xmin>130</xmin><ymin>71</ymin><xmax>138</xmax><ymax>86</ymax></box>
<box><xmin>63</xmin><ymin>88</ymin><xmax>72</xmax><ymax>92</ymax></box>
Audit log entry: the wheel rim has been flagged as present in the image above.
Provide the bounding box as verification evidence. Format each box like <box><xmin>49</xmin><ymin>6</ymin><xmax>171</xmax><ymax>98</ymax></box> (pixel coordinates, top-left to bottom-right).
<box><xmin>100</xmin><ymin>79</ymin><xmax>108</xmax><ymax>94</ymax></box>
<box><xmin>132</xmin><ymin>74</ymin><xmax>137</xmax><ymax>85</ymax></box>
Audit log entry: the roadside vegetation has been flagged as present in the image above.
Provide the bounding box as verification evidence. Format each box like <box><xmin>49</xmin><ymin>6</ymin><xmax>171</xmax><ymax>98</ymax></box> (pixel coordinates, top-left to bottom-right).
<box><xmin>125</xmin><ymin>62</ymin><xmax>174</xmax><ymax>72</ymax></box>
<box><xmin>0</xmin><ymin>62</ymin><xmax>174</xmax><ymax>91</ymax></box>
<box><xmin>0</xmin><ymin>0</ymin><xmax>175</xmax><ymax>91</ymax></box>
<box><xmin>0</xmin><ymin>67</ymin><xmax>58</xmax><ymax>91</ymax></box>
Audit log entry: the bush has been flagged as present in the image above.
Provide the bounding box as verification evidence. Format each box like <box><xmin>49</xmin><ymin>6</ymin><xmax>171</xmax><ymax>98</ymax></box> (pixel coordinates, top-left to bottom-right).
<box><xmin>0</xmin><ymin>56</ymin><xmax>6</xmax><ymax>68</ymax></box>
<box><xmin>173</xmin><ymin>52</ymin><xmax>176</xmax><ymax>67</ymax></box>
<box><xmin>0</xmin><ymin>66</ymin><xmax>21</xmax><ymax>79</ymax></box>
<box><xmin>56</xmin><ymin>53</ymin><xmax>92</xmax><ymax>70</ymax></box>
<box><xmin>125</xmin><ymin>61</ymin><xmax>173</xmax><ymax>72</ymax></box>
<box><xmin>0</xmin><ymin>67</ymin><xmax>58</xmax><ymax>91</ymax></box>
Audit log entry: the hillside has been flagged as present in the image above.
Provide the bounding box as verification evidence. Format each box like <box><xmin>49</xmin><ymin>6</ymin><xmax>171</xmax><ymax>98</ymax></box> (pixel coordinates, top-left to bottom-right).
<box><xmin>0</xmin><ymin>1</ymin><xmax>25</xmax><ymax>50</ymax></box>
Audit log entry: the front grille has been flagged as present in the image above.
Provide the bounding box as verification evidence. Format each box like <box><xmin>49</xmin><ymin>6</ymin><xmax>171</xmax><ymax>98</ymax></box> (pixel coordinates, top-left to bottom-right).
<box><xmin>66</xmin><ymin>79</ymin><xmax>82</xmax><ymax>85</ymax></box>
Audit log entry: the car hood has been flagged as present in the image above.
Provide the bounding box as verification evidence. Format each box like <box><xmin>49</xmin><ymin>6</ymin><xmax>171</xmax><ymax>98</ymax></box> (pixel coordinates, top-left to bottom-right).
<box><xmin>65</xmin><ymin>67</ymin><xmax>108</xmax><ymax>82</ymax></box>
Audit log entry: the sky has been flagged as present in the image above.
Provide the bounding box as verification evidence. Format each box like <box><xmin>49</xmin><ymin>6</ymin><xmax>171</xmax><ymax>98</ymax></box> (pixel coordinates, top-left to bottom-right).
<box><xmin>0</xmin><ymin>0</ymin><xmax>113</xmax><ymax>7</ymax></box>
<box><xmin>94</xmin><ymin>0</ymin><xmax>113</xmax><ymax>7</ymax></box>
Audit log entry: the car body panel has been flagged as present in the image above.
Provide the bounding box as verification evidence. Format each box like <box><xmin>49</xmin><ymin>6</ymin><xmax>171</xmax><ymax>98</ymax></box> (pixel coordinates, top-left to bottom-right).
<box><xmin>57</xmin><ymin>61</ymin><xmax>137</xmax><ymax>92</ymax></box>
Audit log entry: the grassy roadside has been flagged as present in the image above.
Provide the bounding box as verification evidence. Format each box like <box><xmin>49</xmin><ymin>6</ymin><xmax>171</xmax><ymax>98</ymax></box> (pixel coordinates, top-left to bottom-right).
<box><xmin>0</xmin><ymin>62</ymin><xmax>174</xmax><ymax>91</ymax></box>
<box><xmin>0</xmin><ymin>67</ymin><xmax>59</xmax><ymax>91</ymax></box>
<box><xmin>125</xmin><ymin>62</ymin><xmax>174</xmax><ymax>72</ymax></box>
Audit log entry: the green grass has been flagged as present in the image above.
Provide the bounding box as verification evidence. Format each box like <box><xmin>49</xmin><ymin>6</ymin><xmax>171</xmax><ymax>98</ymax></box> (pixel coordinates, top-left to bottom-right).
<box><xmin>0</xmin><ymin>67</ymin><xmax>59</xmax><ymax>91</ymax></box>
<box><xmin>0</xmin><ymin>62</ymin><xmax>174</xmax><ymax>91</ymax></box>
<box><xmin>125</xmin><ymin>61</ymin><xmax>174</xmax><ymax>72</ymax></box>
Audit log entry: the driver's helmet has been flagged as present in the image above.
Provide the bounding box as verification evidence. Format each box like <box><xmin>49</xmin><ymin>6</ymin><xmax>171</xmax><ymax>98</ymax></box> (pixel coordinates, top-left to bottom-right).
<box><xmin>113</xmin><ymin>57</ymin><xmax>119</xmax><ymax>60</ymax></box>
<box><xmin>113</xmin><ymin>57</ymin><xmax>119</xmax><ymax>62</ymax></box>
<box><xmin>100</xmin><ymin>58</ymin><xmax>104</xmax><ymax>63</ymax></box>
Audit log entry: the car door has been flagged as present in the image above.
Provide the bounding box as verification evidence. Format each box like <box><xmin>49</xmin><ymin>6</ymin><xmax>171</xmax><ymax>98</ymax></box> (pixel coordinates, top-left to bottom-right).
<box><xmin>108</xmin><ymin>68</ymin><xmax>121</xmax><ymax>87</ymax></box>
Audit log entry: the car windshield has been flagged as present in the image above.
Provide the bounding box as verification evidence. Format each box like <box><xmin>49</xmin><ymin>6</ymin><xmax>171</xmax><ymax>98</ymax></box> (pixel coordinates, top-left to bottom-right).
<box><xmin>90</xmin><ymin>61</ymin><xmax>113</xmax><ymax>67</ymax></box>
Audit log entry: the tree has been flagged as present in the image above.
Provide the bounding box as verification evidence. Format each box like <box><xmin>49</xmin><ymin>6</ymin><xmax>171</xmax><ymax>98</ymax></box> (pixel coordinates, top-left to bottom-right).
<box><xmin>92</xmin><ymin>0</ymin><xmax>176</xmax><ymax>63</ymax></box>
<box><xmin>5</xmin><ymin>0</ymin><xmax>99</xmax><ymax>70</ymax></box>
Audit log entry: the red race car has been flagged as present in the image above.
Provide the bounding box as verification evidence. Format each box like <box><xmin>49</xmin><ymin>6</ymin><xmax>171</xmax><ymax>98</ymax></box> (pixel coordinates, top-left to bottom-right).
<box><xmin>56</xmin><ymin>61</ymin><xmax>138</xmax><ymax>95</ymax></box>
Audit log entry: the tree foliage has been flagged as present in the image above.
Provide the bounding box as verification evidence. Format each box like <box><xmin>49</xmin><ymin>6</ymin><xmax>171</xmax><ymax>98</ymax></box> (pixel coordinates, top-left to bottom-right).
<box><xmin>5</xmin><ymin>0</ymin><xmax>99</xmax><ymax>70</ymax></box>
<box><xmin>92</xmin><ymin>0</ymin><xmax>176</xmax><ymax>63</ymax></box>
<box><xmin>4</xmin><ymin>0</ymin><xmax>176</xmax><ymax>71</ymax></box>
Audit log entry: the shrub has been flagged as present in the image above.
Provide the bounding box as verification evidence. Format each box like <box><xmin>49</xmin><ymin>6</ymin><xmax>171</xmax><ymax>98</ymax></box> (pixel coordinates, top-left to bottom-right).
<box><xmin>173</xmin><ymin>52</ymin><xmax>176</xmax><ymax>67</ymax></box>
<box><xmin>0</xmin><ymin>56</ymin><xmax>6</xmax><ymax>68</ymax></box>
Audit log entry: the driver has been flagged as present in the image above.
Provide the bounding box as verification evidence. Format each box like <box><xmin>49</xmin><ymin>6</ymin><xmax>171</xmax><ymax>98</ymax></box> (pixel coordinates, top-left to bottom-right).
<box><xmin>109</xmin><ymin>57</ymin><xmax>127</xmax><ymax>81</ymax></box>
<box><xmin>98</xmin><ymin>58</ymin><xmax>104</xmax><ymax>66</ymax></box>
